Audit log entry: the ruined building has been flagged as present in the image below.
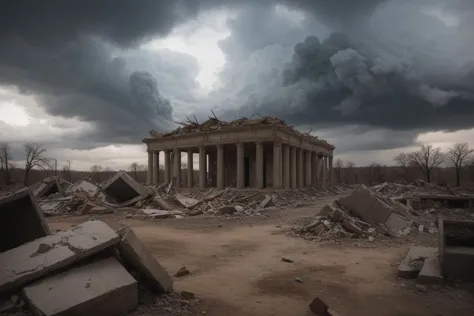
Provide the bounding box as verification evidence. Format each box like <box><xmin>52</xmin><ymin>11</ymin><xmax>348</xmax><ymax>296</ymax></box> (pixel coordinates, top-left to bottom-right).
<box><xmin>143</xmin><ymin>116</ymin><xmax>335</xmax><ymax>189</ymax></box>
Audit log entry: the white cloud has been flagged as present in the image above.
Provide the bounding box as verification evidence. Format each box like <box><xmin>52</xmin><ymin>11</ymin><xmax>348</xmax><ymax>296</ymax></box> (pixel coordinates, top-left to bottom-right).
<box><xmin>143</xmin><ymin>9</ymin><xmax>231</xmax><ymax>91</ymax></box>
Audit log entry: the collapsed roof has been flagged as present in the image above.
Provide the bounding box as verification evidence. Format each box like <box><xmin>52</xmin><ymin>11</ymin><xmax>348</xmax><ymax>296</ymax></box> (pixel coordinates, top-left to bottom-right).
<box><xmin>147</xmin><ymin>115</ymin><xmax>334</xmax><ymax>149</ymax></box>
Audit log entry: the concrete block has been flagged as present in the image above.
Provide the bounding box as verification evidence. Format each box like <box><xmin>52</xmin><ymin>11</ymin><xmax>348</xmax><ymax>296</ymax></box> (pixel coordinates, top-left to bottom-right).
<box><xmin>23</xmin><ymin>257</ymin><xmax>137</xmax><ymax>316</ymax></box>
<box><xmin>439</xmin><ymin>219</ymin><xmax>474</xmax><ymax>281</ymax></box>
<box><xmin>337</xmin><ymin>185</ymin><xmax>393</xmax><ymax>224</ymax></box>
<box><xmin>385</xmin><ymin>213</ymin><xmax>412</xmax><ymax>234</ymax></box>
<box><xmin>31</xmin><ymin>177</ymin><xmax>64</xmax><ymax>199</ymax></box>
<box><xmin>398</xmin><ymin>246</ymin><xmax>437</xmax><ymax>278</ymax></box>
<box><xmin>259</xmin><ymin>195</ymin><xmax>274</xmax><ymax>208</ymax></box>
<box><xmin>101</xmin><ymin>171</ymin><xmax>148</xmax><ymax>206</ymax></box>
<box><xmin>175</xmin><ymin>194</ymin><xmax>198</xmax><ymax>208</ymax></box>
<box><xmin>418</xmin><ymin>255</ymin><xmax>443</xmax><ymax>285</ymax></box>
<box><xmin>0</xmin><ymin>220</ymin><xmax>119</xmax><ymax>293</ymax></box>
<box><xmin>65</xmin><ymin>180</ymin><xmax>99</xmax><ymax>197</ymax></box>
<box><xmin>118</xmin><ymin>228</ymin><xmax>173</xmax><ymax>293</ymax></box>
<box><xmin>0</xmin><ymin>188</ymin><xmax>51</xmax><ymax>253</ymax></box>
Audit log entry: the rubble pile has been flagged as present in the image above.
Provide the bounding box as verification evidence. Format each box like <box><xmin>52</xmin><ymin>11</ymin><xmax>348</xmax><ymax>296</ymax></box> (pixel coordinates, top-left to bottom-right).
<box><xmin>148</xmin><ymin>115</ymin><xmax>333</xmax><ymax>148</ymax></box>
<box><xmin>17</xmin><ymin>170</ymin><xmax>349</xmax><ymax>220</ymax></box>
<box><xmin>371</xmin><ymin>179</ymin><xmax>451</xmax><ymax>198</ymax></box>
<box><xmin>0</xmin><ymin>188</ymin><xmax>181</xmax><ymax>316</ymax></box>
<box><xmin>292</xmin><ymin>185</ymin><xmax>416</xmax><ymax>243</ymax></box>
<box><xmin>134</xmin><ymin>183</ymin><xmax>349</xmax><ymax>220</ymax></box>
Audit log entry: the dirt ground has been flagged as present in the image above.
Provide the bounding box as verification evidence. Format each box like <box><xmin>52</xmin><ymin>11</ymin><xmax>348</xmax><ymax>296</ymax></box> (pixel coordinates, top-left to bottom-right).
<box><xmin>49</xmin><ymin>196</ymin><xmax>474</xmax><ymax>316</ymax></box>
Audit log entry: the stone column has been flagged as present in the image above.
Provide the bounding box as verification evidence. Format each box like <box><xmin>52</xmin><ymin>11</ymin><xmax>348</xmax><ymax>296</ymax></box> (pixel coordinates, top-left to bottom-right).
<box><xmin>283</xmin><ymin>145</ymin><xmax>290</xmax><ymax>189</ymax></box>
<box><xmin>147</xmin><ymin>151</ymin><xmax>153</xmax><ymax>184</ymax></box>
<box><xmin>321</xmin><ymin>156</ymin><xmax>327</xmax><ymax>186</ymax></box>
<box><xmin>297</xmin><ymin>148</ymin><xmax>304</xmax><ymax>188</ymax></box>
<box><xmin>173</xmin><ymin>148</ymin><xmax>181</xmax><ymax>187</ymax></box>
<box><xmin>328</xmin><ymin>156</ymin><xmax>334</xmax><ymax>185</ymax></box>
<box><xmin>236</xmin><ymin>143</ymin><xmax>245</xmax><ymax>188</ymax></box>
<box><xmin>273</xmin><ymin>142</ymin><xmax>281</xmax><ymax>189</ymax></box>
<box><xmin>199</xmin><ymin>146</ymin><xmax>207</xmax><ymax>188</ymax></box>
<box><xmin>312</xmin><ymin>152</ymin><xmax>319</xmax><ymax>187</ymax></box>
<box><xmin>187</xmin><ymin>149</ymin><xmax>193</xmax><ymax>188</ymax></box>
<box><xmin>305</xmin><ymin>150</ymin><xmax>312</xmax><ymax>187</ymax></box>
<box><xmin>255</xmin><ymin>142</ymin><xmax>264</xmax><ymax>189</ymax></box>
<box><xmin>164</xmin><ymin>150</ymin><xmax>171</xmax><ymax>184</ymax></box>
<box><xmin>217</xmin><ymin>144</ymin><xmax>224</xmax><ymax>190</ymax></box>
<box><xmin>153</xmin><ymin>151</ymin><xmax>160</xmax><ymax>185</ymax></box>
<box><xmin>290</xmin><ymin>146</ymin><xmax>297</xmax><ymax>189</ymax></box>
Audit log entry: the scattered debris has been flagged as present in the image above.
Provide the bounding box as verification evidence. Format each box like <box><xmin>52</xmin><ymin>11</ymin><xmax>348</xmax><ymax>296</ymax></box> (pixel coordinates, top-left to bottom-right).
<box><xmin>174</xmin><ymin>266</ymin><xmax>191</xmax><ymax>278</ymax></box>
<box><xmin>295</xmin><ymin>277</ymin><xmax>303</xmax><ymax>283</ymax></box>
<box><xmin>281</xmin><ymin>257</ymin><xmax>294</xmax><ymax>263</ymax></box>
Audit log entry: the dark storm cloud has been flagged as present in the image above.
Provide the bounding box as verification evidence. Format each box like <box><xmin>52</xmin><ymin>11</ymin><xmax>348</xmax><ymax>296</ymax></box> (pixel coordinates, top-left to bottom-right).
<box><xmin>0</xmin><ymin>0</ymin><xmax>385</xmax><ymax>145</ymax></box>
<box><xmin>211</xmin><ymin>0</ymin><xmax>474</xmax><ymax>153</ymax></box>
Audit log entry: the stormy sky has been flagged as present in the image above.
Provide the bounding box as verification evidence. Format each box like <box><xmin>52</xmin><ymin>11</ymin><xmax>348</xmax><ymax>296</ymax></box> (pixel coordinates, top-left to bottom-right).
<box><xmin>0</xmin><ymin>0</ymin><xmax>473</xmax><ymax>169</ymax></box>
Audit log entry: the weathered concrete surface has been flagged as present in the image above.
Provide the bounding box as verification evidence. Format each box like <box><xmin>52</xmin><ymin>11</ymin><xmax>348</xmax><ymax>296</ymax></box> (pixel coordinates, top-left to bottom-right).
<box><xmin>0</xmin><ymin>188</ymin><xmax>51</xmax><ymax>253</ymax></box>
<box><xmin>101</xmin><ymin>171</ymin><xmax>148</xmax><ymax>206</ymax></box>
<box><xmin>418</xmin><ymin>255</ymin><xmax>443</xmax><ymax>284</ymax></box>
<box><xmin>39</xmin><ymin>196</ymin><xmax>74</xmax><ymax>216</ymax></box>
<box><xmin>23</xmin><ymin>257</ymin><xmax>137</xmax><ymax>316</ymax></box>
<box><xmin>398</xmin><ymin>247</ymin><xmax>437</xmax><ymax>278</ymax></box>
<box><xmin>385</xmin><ymin>213</ymin><xmax>413</xmax><ymax>234</ymax></box>
<box><xmin>175</xmin><ymin>194</ymin><xmax>198</xmax><ymax>208</ymax></box>
<box><xmin>65</xmin><ymin>180</ymin><xmax>99</xmax><ymax>197</ymax></box>
<box><xmin>118</xmin><ymin>228</ymin><xmax>173</xmax><ymax>293</ymax></box>
<box><xmin>0</xmin><ymin>220</ymin><xmax>119</xmax><ymax>293</ymax></box>
<box><xmin>337</xmin><ymin>185</ymin><xmax>393</xmax><ymax>224</ymax></box>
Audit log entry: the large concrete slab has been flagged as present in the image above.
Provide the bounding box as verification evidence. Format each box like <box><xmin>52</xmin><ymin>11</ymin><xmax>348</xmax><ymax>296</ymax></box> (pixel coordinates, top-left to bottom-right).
<box><xmin>118</xmin><ymin>227</ymin><xmax>173</xmax><ymax>293</ymax></box>
<box><xmin>0</xmin><ymin>188</ymin><xmax>51</xmax><ymax>253</ymax></box>
<box><xmin>0</xmin><ymin>220</ymin><xmax>119</xmax><ymax>293</ymax></box>
<box><xmin>101</xmin><ymin>171</ymin><xmax>148</xmax><ymax>206</ymax></box>
<box><xmin>23</xmin><ymin>257</ymin><xmax>137</xmax><ymax>316</ymax></box>
<box><xmin>337</xmin><ymin>185</ymin><xmax>393</xmax><ymax>224</ymax></box>
<box><xmin>398</xmin><ymin>246</ymin><xmax>437</xmax><ymax>278</ymax></box>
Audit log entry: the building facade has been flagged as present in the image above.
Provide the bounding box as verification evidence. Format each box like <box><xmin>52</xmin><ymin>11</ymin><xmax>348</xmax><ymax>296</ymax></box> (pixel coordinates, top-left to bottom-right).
<box><xmin>143</xmin><ymin>121</ymin><xmax>335</xmax><ymax>189</ymax></box>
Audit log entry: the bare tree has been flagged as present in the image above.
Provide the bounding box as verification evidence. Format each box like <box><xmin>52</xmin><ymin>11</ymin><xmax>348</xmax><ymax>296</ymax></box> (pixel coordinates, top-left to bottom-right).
<box><xmin>345</xmin><ymin>161</ymin><xmax>355</xmax><ymax>184</ymax></box>
<box><xmin>24</xmin><ymin>143</ymin><xmax>49</xmax><ymax>185</ymax></box>
<box><xmin>394</xmin><ymin>152</ymin><xmax>410</xmax><ymax>181</ymax></box>
<box><xmin>0</xmin><ymin>143</ymin><xmax>13</xmax><ymax>184</ymax></box>
<box><xmin>61</xmin><ymin>160</ymin><xmax>72</xmax><ymax>182</ymax></box>
<box><xmin>334</xmin><ymin>159</ymin><xmax>343</xmax><ymax>183</ymax></box>
<box><xmin>129</xmin><ymin>162</ymin><xmax>140</xmax><ymax>180</ymax></box>
<box><xmin>408</xmin><ymin>144</ymin><xmax>444</xmax><ymax>183</ymax></box>
<box><xmin>447</xmin><ymin>143</ymin><xmax>473</xmax><ymax>186</ymax></box>
<box><xmin>368</xmin><ymin>163</ymin><xmax>386</xmax><ymax>185</ymax></box>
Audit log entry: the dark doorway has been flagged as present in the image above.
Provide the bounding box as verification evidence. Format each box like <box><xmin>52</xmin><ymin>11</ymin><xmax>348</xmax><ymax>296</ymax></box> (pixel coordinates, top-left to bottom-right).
<box><xmin>244</xmin><ymin>156</ymin><xmax>250</xmax><ymax>187</ymax></box>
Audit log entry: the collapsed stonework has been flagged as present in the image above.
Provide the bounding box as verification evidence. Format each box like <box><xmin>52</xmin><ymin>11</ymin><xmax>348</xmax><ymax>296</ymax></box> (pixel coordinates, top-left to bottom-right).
<box><xmin>143</xmin><ymin>116</ymin><xmax>336</xmax><ymax>189</ymax></box>
<box><xmin>0</xmin><ymin>191</ymin><xmax>174</xmax><ymax>316</ymax></box>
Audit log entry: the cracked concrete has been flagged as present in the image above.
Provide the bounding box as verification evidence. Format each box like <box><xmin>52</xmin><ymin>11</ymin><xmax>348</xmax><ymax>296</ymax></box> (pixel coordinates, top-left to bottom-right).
<box><xmin>0</xmin><ymin>220</ymin><xmax>119</xmax><ymax>294</ymax></box>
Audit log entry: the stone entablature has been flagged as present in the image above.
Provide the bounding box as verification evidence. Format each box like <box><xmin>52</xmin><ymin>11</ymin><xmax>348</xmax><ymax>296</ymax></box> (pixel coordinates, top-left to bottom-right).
<box><xmin>143</xmin><ymin>125</ymin><xmax>334</xmax><ymax>156</ymax></box>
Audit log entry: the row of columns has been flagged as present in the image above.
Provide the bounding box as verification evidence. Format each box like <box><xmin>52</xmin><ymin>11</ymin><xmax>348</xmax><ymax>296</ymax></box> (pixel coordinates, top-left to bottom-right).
<box><xmin>147</xmin><ymin>142</ymin><xmax>333</xmax><ymax>189</ymax></box>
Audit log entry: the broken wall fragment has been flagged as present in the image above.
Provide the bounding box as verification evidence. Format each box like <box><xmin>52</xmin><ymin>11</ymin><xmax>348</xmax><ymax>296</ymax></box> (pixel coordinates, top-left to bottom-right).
<box><xmin>101</xmin><ymin>171</ymin><xmax>148</xmax><ymax>206</ymax></box>
<box><xmin>0</xmin><ymin>188</ymin><xmax>51</xmax><ymax>253</ymax></box>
